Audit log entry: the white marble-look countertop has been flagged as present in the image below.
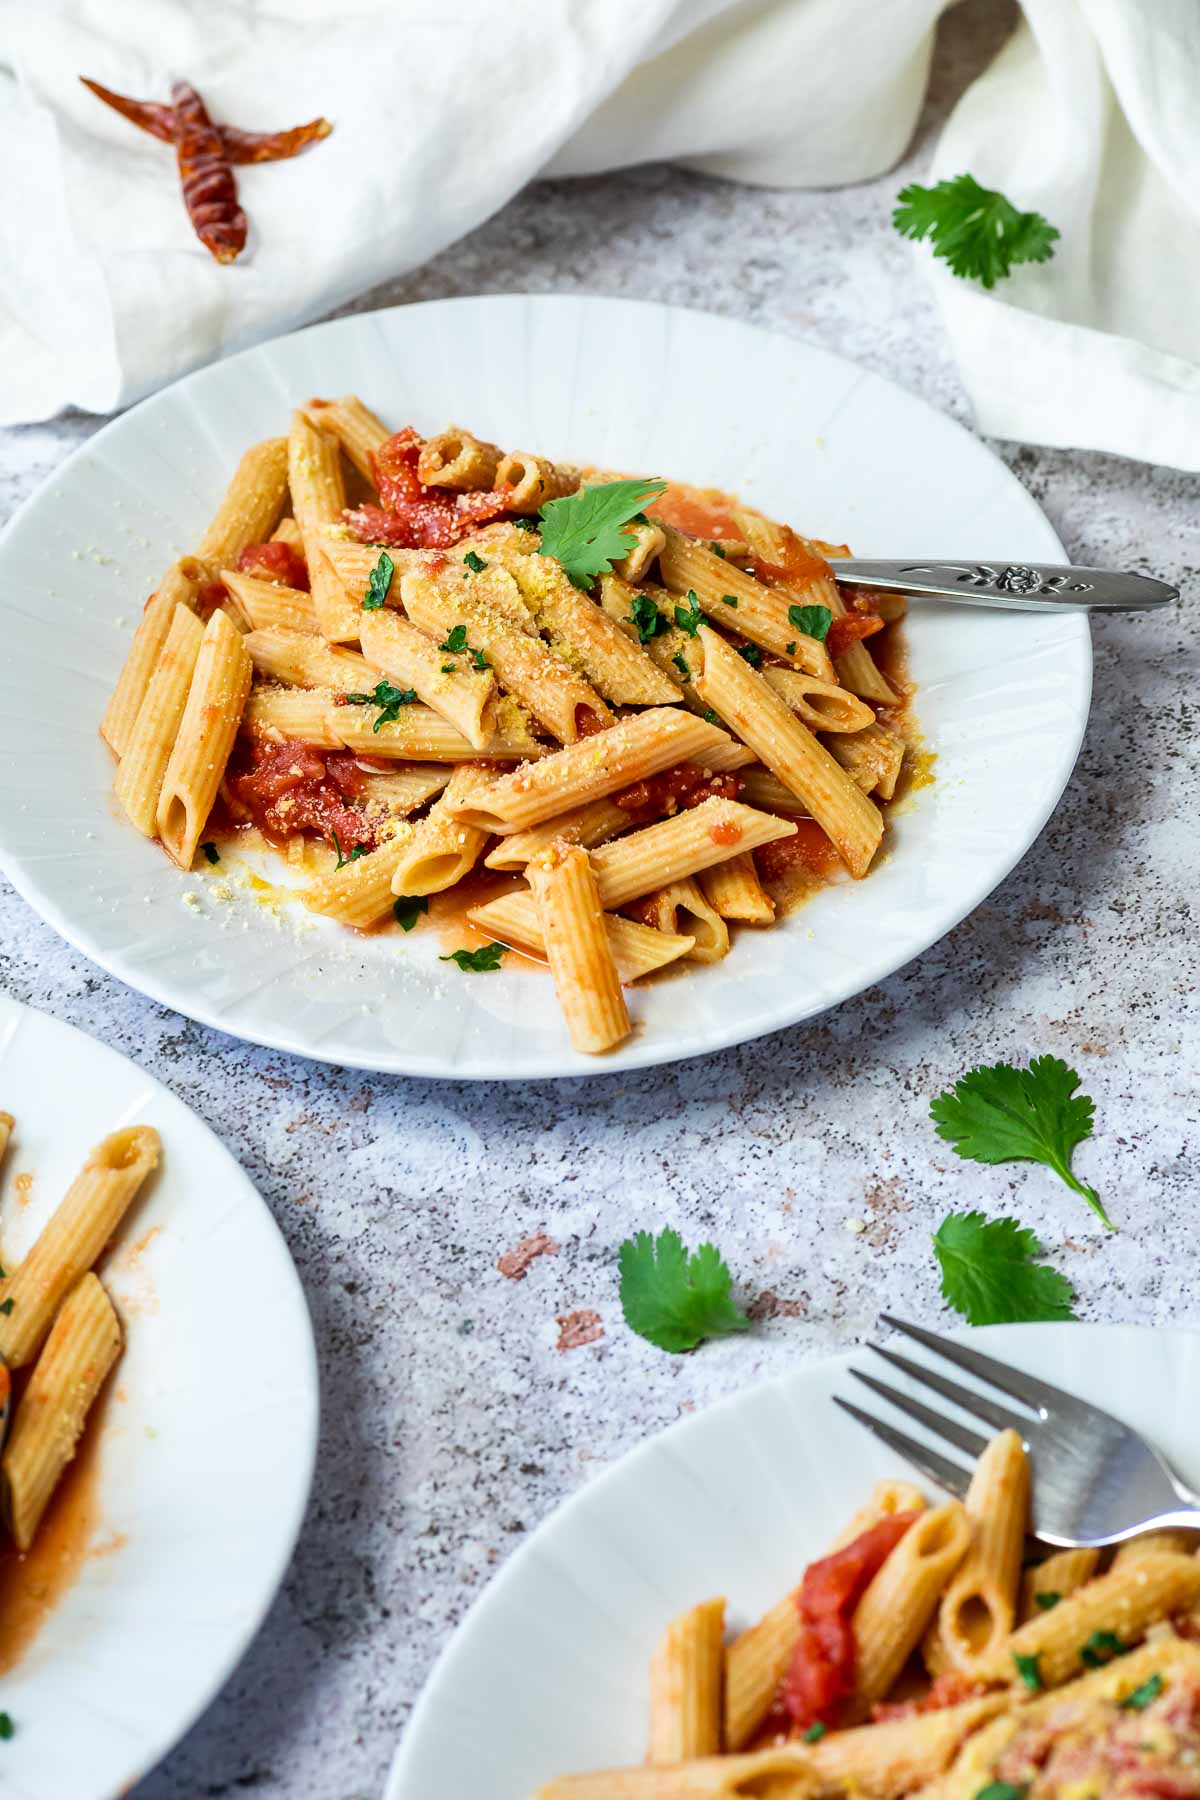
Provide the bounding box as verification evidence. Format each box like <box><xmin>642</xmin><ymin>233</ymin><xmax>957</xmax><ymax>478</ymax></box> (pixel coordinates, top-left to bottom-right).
<box><xmin>1</xmin><ymin>4</ymin><xmax>1197</xmax><ymax>1795</ymax></box>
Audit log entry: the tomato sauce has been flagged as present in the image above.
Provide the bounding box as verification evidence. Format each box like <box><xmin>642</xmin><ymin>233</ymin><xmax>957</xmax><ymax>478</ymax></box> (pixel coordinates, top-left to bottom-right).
<box><xmin>756</xmin><ymin>819</ymin><xmax>842</xmax><ymax>883</ymax></box>
<box><xmin>225</xmin><ymin>737</ymin><xmax>375</xmax><ymax>851</ymax></box>
<box><xmin>872</xmin><ymin>1670</ymin><xmax>985</xmax><ymax>1723</ymax></box>
<box><xmin>613</xmin><ymin>762</ymin><xmax>740</xmax><ymax>824</ymax></box>
<box><xmin>784</xmin><ymin>1513</ymin><xmax>919</xmax><ymax>1729</ymax></box>
<box><xmin>344</xmin><ymin>427</ymin><xmax>514</xmax><ymax>549</ymax></box>
<box><xmin>647</xmin><ymin>484</ymin><xmax>738</xmax><ymax>542</ymax></box>
<box><xmin>236</xmin><ymin>539</ymin><xmax>309</xmax><ymax>590</ymax></box>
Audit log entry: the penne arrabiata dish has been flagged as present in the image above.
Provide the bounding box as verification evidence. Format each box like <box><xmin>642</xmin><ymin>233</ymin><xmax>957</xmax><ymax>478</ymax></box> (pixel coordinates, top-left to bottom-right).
<box><xmin>103</xmin><ymin>402</ymin><xmax>922</xmax><ymax>1055</ymax></box>
<box><xmin>538</xmin><ymin>1431</ymin><xmax>1200</xmax><ymax>1797</ymax></box>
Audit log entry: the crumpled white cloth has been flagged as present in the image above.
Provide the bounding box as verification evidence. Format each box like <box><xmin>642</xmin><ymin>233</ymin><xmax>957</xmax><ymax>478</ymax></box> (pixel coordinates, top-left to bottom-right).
<box><xmin>2</xmin><ymin>0</ymin><xmax>1198</xmax><ymax>469</ymax></box>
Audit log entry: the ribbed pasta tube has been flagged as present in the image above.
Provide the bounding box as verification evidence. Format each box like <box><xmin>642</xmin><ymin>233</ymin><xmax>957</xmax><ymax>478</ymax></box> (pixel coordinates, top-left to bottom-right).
<box><xmin>244</xmin><ymin>685</ymin><xmax>344</xmax><ymax>748</ymax></box>
<box><xmin>358</xmin><ymin>766</ymin><xmax>452</xmax><ymax>818</ymax></box>
<box><xmin>494</xmin><ymin>450</ymin><xmax>579</xmax><ymax>508</ymax></box>
<box><xmin>243</xmin><ymin>626</ymin><xmax>374</xmax><ymax>692</ymax></box>
<box><xmin>157</xmin><ymin>609</ymin><xmax>252</xmax><ymax>868</ymax></box>
<box><xmin>300</xmin><ymin>827</ymin><xmax>415</xmax><ymax>928</ymax></box>
<box><xmin>850</xmin><ymin>1501</ymin><xmax>971</xmax><ymax>1712</ymax></box>
<box><xmin>2</xmin><ymin>1273</ymin><xmax>122</xmax><ymax>1551</ymax></box>
<box><xmin>304</xmin><ymin>395</ymin><xmax>390</xmax><ymax>484</ymax></box>
<box><xmin>1112</xmin><ymin>1529</ymin><xmax>1195</xmax><ymax>1567</ymax></box>
<box><xmin>101</xmin><ymin>559</ymin><xmax>202</xmax><ymax>757</ymax></box>
<box><xmin>527</xmin><ymin>844</ymin><xmax>631</xmax><ymax>1055</ymax></box>
<box><xmin>506</xmin><ymin>553</ymin><xmax>681</xmax><ymax>707</ymax></box>
<box><xmin>220</xmin><ymin>569</ymin><xmax>318</xmax><ymax>634</ymax></box>
<box><xmin>329</xmin><ymin>696</ymin><xmax>542</xmax><ymax>763</ymax></box>
<box><xmin>195</xmin><ymin>437</ymin><xmax>290</xmax><ymax>567</ymax></box>
<box><xmin>613</xmin><ymin>519</ymin><xmax>667</xmax><ymax>585</ymax></box>
<box><xmin>694</xmin><ymin>627</ymin><xmax>882</xmax><ymax>877</ymax></box>
<box><xmin>763</xmin><ymin>669</ymin><xmax>875</xmax><ymax>734</ymax></box>
<box><xmin>588</xmin><ymin>800</ymin><xmax>794</xmax><ymax>910</ymax></box>
<box><xmin>934</xmin><ymin>1429</ymin><xmax>1029</xmax><ymax>1675</ymax></box>
<box><xmin>658</xmin><ymin>527</ymin><xmax>835</xmax><ymax>680</ymax></box>
<box><xmin>485</xmin><ymin>799</ymin><xmax>631</xmax><ymax>869</ymax></box>
<box><xmin>1019</xmin><ymin>1547</ymin><xmax>1100</xmax><ymax>1622</ymax></box>
<box><xmin>440</xmin><ymin>708</ymin><xmax>732</xmax><ymax>834</ymax></box>
<box><xmin>983</xmin><ymin>1551</ymin><xmax>1200</xmax><ymax>1687</ymax></box>
<box><xmin>635</xmin><ymin>879</ymin><xmax>729</xmax><ymax>963</ymax></box>
<box><xmin>0</xmin><ymin>1125</ymin><xmax>159</xmax><ymax>1369</ymax></box>
<box><xmin>418</xmin><ymin>427</ymin><xmax>503</xmax><ymax>490</ymax></box>
<box><xmin>698</xmin><ymin>853</ymin><xmax>774</xmax><ymax>925</ymax></box>
<box><xmin>361</xmin><ymin>605</ymin><xmax>498</xmax><ymax>749</ymax></box>
<box><xmin>465</xmin><ymin>894</ymin><xmax>695</xmax><ymax>983</ymax></box>
<box><xmin>0</xmin><ymin>1112</ymin><xmax>13</xmax><ymax>1163</ymax></box>
<box><xmin>648</xmin><ymin>1596</ymin><xmax>725</xmax><ymax>1763</ymax></box>
<box><xmin>114</xmin><ymin>603</ymin><xmax>205</xmax><ymax>835</ymax></box>
<box><xmin>390</xmin><ymin>772</ymin><xmax>491</xmax><ymax>898</ymax></box>
<box><xmin>289</xmin><ymin>409</ymin><xmax>358</xmax><ymax>642</ymax></box>
<box><xmin>826</xmin><ymin>723</ymin><xmax>906</xmax><ymax>798</ymax></box>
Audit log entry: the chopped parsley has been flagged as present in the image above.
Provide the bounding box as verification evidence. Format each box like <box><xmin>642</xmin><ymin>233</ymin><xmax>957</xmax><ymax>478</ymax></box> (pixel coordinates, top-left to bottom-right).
<box><xmin>671</xmin><ymin>652</ymin><xmax>692</xmax><ymax>683</ymax></box>
<box><xmin>0</xmin><ymin>1299</ymin><xmax>12</xmax><ymax>1317</ymax></box>
<box><xmin>736</xmin><ymin>643</ymin><xmax>763</xmax><ymax>669</ymax></box>
<box><xmin>1034</xmin><ymin>1591</ymin><xmax>1062</xmax><ymax>1612</ymax></box>
<box><xmin>201</xmin><ymin>842</ymin><xmax>219</xmax><ymax>865</ymax></box>
<box><xmin>439</xmin><ymin>625</ymin><xmax>468</xmax><ymax>655</ymax></box>
<box><xmin>470</xmin><ymin>647</ymin><xmax>491</xmax><ymax>671</ymax></box>
<box><xmin>1080</xmin><ymin>1630</ymin><xmax>1125</xmax><ymax>1669</ymax></box>
<box><xmin>893</xmin><ymin>174</ymin><xmax>1059</xmax><ymax>289</ymax></box>
<box><xmin>1120</xmin><ymin>1672</ymin><xmax>1164</xmax><ymax>1711</ymax></box>
<box><xmin>720</xmin><ymin>593</ymin><xmax>739</xmax><ymax>608</ymax></box>
<box><xmin>441</xmin><ymin>663</ymin><xmax>457</xmax><ymax>674</ymax></box>
<box><xmin>802</xmin><ymin>1722</ymin><xmax>826</xmax><ymax>1743</ymax></box>
<box><xmin>362</xmin><ymin>550</ymin><xmax>394</xmax><ymax>611</ymax></box>
<box><xmin>787</xmin><ymin>603</ymin><xmax>833</xmax><ymax>642</ymax></box>
<box><xmin>618</xmin><ymin>1228</ymin><xmax>750</xmax><ymax>1354</ymax></box>
<box><xmin>345</xmin><ymin>678</ymin><xmax>417</xmax><ymax>731</ymax></box>
<box><xmin>393</xmin><ymin>895</ymin><xmax>428</xmax><ymax>932</ymax></box>
<box><xmin>1013</xmin><ymin>1651</ymin><xmax>1043</xmax><ymax>1691</ymax></box>
<box><xmin>0</xmin><ymin>1712</ymin><xmax>13</xmax><ymax>1740</ymax></box>
<box><xmin>673</xmin><ymin>590</ymin><xmax>703</xmax><ymax>637</ymax></box>
<box><xmin>537</xmin><ymin>477</ymin><xmax>667</xmax><ymax>589</ymax></box>
<box><xmin>785</xmin><ymin>639</ymin><xmax>797</xmax><ymax>654</ymax></box>
<box><xmin>463</xmin><ymin>550</ymin><xmax>487</xmax><ymax>573</ymax></box>
<box><xmin>332</xmin><ymin>831</ymin><xmax>366</xmax><ymax>871</ymax></box>
<box><xmin>701</xmin><ymin>708</ymin><xmax>720</xmax><ymax>724</ymax></box>
<box><xmin>711</xmin><ymin>542</ymin><xmax>727</xmax><ymax>559</ymax></box>
<box><xmin>440</xmin><ymin>943</ymin><xmax>507</xmax><ymax>973</ymax></box>
<box><xmin>627</xmin><ymin>593</ymin><xmax>668</xmax><ymax>644</ymax></box>
<box><xmin>933</xmin><ymin>1212</ymin><xmax>1077</xmax><ymax>1326</ymax></box>
<box><xmin>514</xmin><ymin>515</ymin><xmax>539</xmax><ymax>533</ymax></box>
<box><xmin>973</xmin><ymin>1786</ymin><xmax>1026</xmax><ymax>1800</ymax></box>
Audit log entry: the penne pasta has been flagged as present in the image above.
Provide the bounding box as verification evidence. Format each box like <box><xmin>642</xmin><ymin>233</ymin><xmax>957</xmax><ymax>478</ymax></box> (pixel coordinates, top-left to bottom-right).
<box><xmin>467</xmin><ymin>895</ymin><xmax>696</xmax><ymax>984</ymax></box>
<box><xmin>157</xmin><ymin>608</ymin><xmax>252</xmax><ymax>868</ymax></box>
<box><xmin>633</xmin><ymin>878</ymin><xmax>729</xmax><ymax>963</ymax></box>
<box><xmin>932</xmin><ymin>1428</ymin><xmax>1028</xmax><ymax>1675</ymax></box>
<box><xmin>0</xmin><ymin>1111</ymin><xmax>12</xmax><ymax>1163</ymax></box>
<box><xmin>485</xmin><ymin>798</ymin><xmax>632</xmax><ymax>869</ymax></box>
<box><xmin>244</xmin><ymin>684</ymin><xmax>344</xmax><ymax>748</ymax></box>
<box><xmin>361</xmin><ymin>604</ymin><xmax>498</xmax><ymax>750</ymax></box>
<box><xmin>305</xmin><ymin>394</ymin><xmax>390</xmax><ymax>483</ymax></box>
<box><xmin>763</xmin><ymin>669</ymin><xmax>875</xmax><ymax>734</ymax></box>
<box><xmin>528</xmin><ymin>844</ymin><xmax>631</xmax><ymax>1055</ymax></box>
<box><xmin>850</xmin><ymin>1501</ymin><xmax>971</xmax><ymax>1712</ymax></box>
<box><xmin>114</xmin><ymin>603</ymin><xmax>205</xmax><ymax>835</ymax></box>
<box><xmin>328</xmin><ymin>695</ymin><xmax>543</xmax><ymax>763</ymax></box>
<box><xmin>494</xmin><ymin>450</ymin><xmax>579</xmax><ymax>508</ymax></box>
<box><xmin>289</xmin><ymin>408</ymin><xmax>359</xmax><ymax>642</ymax></box>
<box><xmin>1019</xmin><ymin>1546</ymin><xmax>1100</xmax><ymax>1622</ymax></box>
<box><xmin>506</xmin><ymin>553</ymin><xmax>681</xmax><ymax>707</ymax></box>
<box><xmin>648</xmin><ymin>1597</ymin><xmax>726</xmax><ymax>1764</ymax></box>
<box><xmin>359</xmin><ymin>765</ymin><xmax>453</xmax><ymax>818</ymax></box>
<box><xmin>220</xmin><ymin>568</ymin><xmax>318</xmax><ymax>634</ymax></box>
<box><xmin>2</xmin><ymin>1273</ymin><xmax>122</xmax><ymax>1552</ymax></box>
<box><xmin>614</xmin><ymin>518</ymin><xmax>667</xmax><ymax>585</ymax></box>
<box><xmin>300</xmin><ymin>825</ymin><xmax>416</xmax><ymax>928</ymax></box>
<box><xmin>195</xmin><ymin>436</ymin><xmax>290</xmax><ymax>568</ymax></box>
<box><xmin>698</xmin><ymin>853</ymin><xmax>774</xmax><ymax>925</ymax></box>
<box><xmin>102</xmin><ymin>562</ymin><xmax>201</xmax><ymax>757</ymax></box>
<box><xmin>826</xmin><ymin>722</ymin><xmax>906</xmax><ymax>799</ymax></box>
<box><xmin>418</xmin><ymin>426</ymin><xmax>502</xmax><ymax>490</ymax></box>
<box><xmin>390</xmin><ymin>771</ymin><xmax>491</xmax><ymax>898</ymax></box>
<box><xmin>658</xmin><ymin>527</ymin><xmax>835</xmax><ymax>680</ymax></box>
<box><xmin>243</xmin><ymin>626</ymin><xmax>375</xmax><ymax>692</ymax></box>
<box><xmin>0</xmin><ymin>1125</ymin><xmax>159</xmax><ymax>1369</ymax></box>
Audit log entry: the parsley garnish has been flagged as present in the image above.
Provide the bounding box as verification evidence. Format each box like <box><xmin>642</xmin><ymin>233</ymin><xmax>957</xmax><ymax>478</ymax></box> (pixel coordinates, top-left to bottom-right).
<box><xmin>802</xmin><ymin>1722</ymin><xmax>826</xmax><ymax>1743</ymax></box>
<box><xmin>1034</xmin><ymin>1591</ymin><xmax>1061</xmax><ymax>1612</ymax></box>
<box><xmin>711</xmin><ymin>542</ymin><xmax>726</xmax><ymax>559</ymax></box>
<box><xmin>933</xmin><ymin>1212</ymin><xmax>1076</xmax><ymax>1326</ymax></box>
<box><xmin>931</xmin><ymin>1057</ymin><xmax>1111</xmax><ymax>1229</ymax></box>
<box><xmin>785</xmin><ymin>639</ymin><xmax>797</xmax><ymax>654</ymax></box>
<box><xmin>701</xmin><ymin>708</ymin><xmax>720</xmax><ymax>724</ymax></box>
<box><xmin>514</xmin><ymin>515</ymin><xmax>539</xmax><ymax>533</ymax></box>
<box><xmin>1120</xmin><ymin>1673</ymin><xmax>1163</xmax><ymax>1711</ymax></box>
<box><xmin>673</xmin><ymin>591</ymin><xmax>703</xmax><ymax>637</ymax></box>
<box><xmin>362</xmin><ymin>550</ymin><xmax>394</xmax><ymax>611</ymax></box>
<box><xmin>974</xmin><ymin>1786</ymin><xmax>1026</xmax><ymax>1800</ymax></box>
<box><xmin>463</xmin><ymin>550</ymin><xmax>487</xmax><ymax>573</ymax></box>
<box><xmin>618</xmin><ymin>1228</ymin><xmax>750</xmax><ymax>1354</ymax></box>
<box><xmin>201</xmin><ymin>842</ymin><xmax>219</xmax><ymax>865</ymax></box>
<box><xmin>441</xmin><ymin>663</ymin><xmax>457</xmax><ymax>674</ymax></box>
<box><xmin>787</xmin><ymin>603</ymin><xmax>832</xmax><ymax>642</ymax></box>
<box><xmin>0</xmin><ymin>1299</ymin><xmax>12</xmax><ymax>1316</ymax></box>
<box><xmin>470</xmin><ymin>647</ymin><xmax>491</xmax><ymax>671</ymax></box>
<box><xmin>720</xmin><ymin>593</ymin><xmax>738</xmax><ymax>608</ymax></box>
<box><xmin>393</xmin><ymin>895</ymin><xmax>428</xmax><ymax>932</ymax></box>
<box><xmin>1014</xmin><ymin>1651</ymin><xmax>1042</xmax><ymax>1691</ymax></box>
<box><xmin>671</xmin><ymin>652</ymin><xmax>692</xmax><ymax>683</ymax></box>
<box><xmin>627</xmin><ymin>593</ymin><xmax>668</xmax><ymax>644</ymax></box>
<box><xmin>538</xmin><ymin>477</ymin><xmax>668</xmax><ymax>590</ymax></box>
<box><xmin>440</xmin><ymin>943</ymin><xmax>507</xmax><ymax>973</ymax></box>
<box><xmin>439</xmin><ymin>625</ymin><xmax>468</xmax><ymax>655</ymax></box>
<box><xmin>0</xmin><ymin>1712</ymin><xmax>13</xmax><ymax>1740</ymax></box>
<box><xmin>736</xmin><ymin>643</ymin><xmax>763</xmax><ymax>669</ymax></box>
<box><xmin>894</xmin><ymin>175</ymin><xmax>1059</xmax><ymax>289</ymax></box>
<box><xmin>332</xmin><ymin>831</ymin><xmax>366</xmax><ymax>871</ymax></box>
<box><xmin>1080</xmin><ymin>1631</ymin><xmax>1125</xmax><ymax>1669</ymax></box>
<box><xmin>345</xmin><ymin>678</ymin><xmax>416</xmax><ymax>731</ymax></box>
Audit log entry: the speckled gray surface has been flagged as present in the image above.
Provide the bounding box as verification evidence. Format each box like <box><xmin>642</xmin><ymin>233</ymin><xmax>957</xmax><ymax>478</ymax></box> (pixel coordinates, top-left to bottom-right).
<box><xmin>2</xmin><ymin>4</ymin><xmax>1199</xmax><ymax>1795</ymax></box>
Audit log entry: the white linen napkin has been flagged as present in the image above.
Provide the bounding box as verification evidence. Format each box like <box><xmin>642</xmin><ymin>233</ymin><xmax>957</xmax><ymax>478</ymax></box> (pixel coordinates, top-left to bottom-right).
<box><xmin>2</xmin><ymin>0</ymin><xmax>1198</xmax><ymax>469</ymax></box>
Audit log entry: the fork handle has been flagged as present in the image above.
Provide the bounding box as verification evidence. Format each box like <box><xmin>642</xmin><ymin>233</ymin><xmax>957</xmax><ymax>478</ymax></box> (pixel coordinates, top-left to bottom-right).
<box><xmin>829</xmin><ymin>559</ymin><xmax>1177</xmax><ymax>612</ymax></box>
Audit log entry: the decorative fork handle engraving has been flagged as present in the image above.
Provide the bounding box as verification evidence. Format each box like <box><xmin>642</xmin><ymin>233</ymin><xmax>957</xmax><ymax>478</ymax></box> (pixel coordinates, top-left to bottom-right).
<box><xmin>827</xmin><ymin>559</ymin><xmax>1177</xmax><ymax>613</ymax></box>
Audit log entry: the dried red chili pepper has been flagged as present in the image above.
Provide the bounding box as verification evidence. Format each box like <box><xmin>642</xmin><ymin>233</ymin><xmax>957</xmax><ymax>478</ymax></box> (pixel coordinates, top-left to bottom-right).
<box><xmin>171</xmin><ymin>81</ymin><xmax>247</xmax><ymax>265</ymax></box>
<box><xmin>81</xmin><ymin>78</ymin><xmax>332</xmax><ymax>166</ymax></box>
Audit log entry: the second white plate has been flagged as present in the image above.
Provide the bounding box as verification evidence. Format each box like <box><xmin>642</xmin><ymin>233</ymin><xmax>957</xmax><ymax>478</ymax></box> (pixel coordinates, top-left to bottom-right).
<box><xmin>0</xmin><ymin>296</ymin><xmax>1090</xmax><ymax>1077</ymax></box>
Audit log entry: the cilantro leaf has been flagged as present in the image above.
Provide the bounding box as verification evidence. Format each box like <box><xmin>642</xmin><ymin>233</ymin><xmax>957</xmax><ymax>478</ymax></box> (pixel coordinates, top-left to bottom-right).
<box><xmin>345</xmin><ymin>678</ymin><xmax>416</xmax><ymax>731</ymax></box>
<box><xmin>930</xmin><ymin>1056</ymin><xmax>1111</xmax><ymax>1228</ymax></box>
<box><xmin>787</xmin><ymin>603</ymin><xmax>832</xmax><ymax>643</ymax></box>
<box><xmin>627</xmin><ymin>593</ymin><xmax>668</xmax><ymax>644</ymax></box>
<box><xmin>393</xmin><ymin>895</ymin><xmax>428</xmax><ymax>932</ymax></box>
<box><xmin>618</xmin><ymin>1228</ymin><xmax>750</xmax><ymax>1354</ymax></box>
<box><xmin>538</xmin><ymin>478</ymin><xmax>667</xmax><ymax>590</ymax></box>
<box><xmin>893</xmin><ymin>174</ymin><xmax>1059</xmax><ymax>290</ymax></box>
<box><xmin>933</xmin><ymin>1212</ymin><xmax>1077</xmax><ymax>1327</ymax></box>
<box><xmin>736</xmin><ymin>642</ymin><xmax>762</xmax><ymax>669</ymax></box>
<box><xmin>362</xmin><ymin>550</ymin><xmax>394</xmax><ymax>611</ymax></box>
<box><xmin>1121</xmin><ymin>1672</ymin><xmax>1163</xmax><ymax>1711</ymax></box>
<box><xmin>673</xmin><ymin>591</ymin><xmax>703</xmax><ymax>637</ymax></box>
<box><xmin>440</xmin><ymin>942</ymin><xmax>507</xmax><ymax>973</ymax></box>
<box><xmin>439</xmin><ymin>625</ymin><xmax>468</xmax><ymax>654</ymax></box>
<box><xmin>332</xmin><ymin>830</ymin><xmax>366</xmax><ymax>871</ymax></box>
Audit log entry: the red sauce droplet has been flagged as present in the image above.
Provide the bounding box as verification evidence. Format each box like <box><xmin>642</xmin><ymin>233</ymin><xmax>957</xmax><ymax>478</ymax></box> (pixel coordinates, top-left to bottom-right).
<box><xmin>709</xmin><ymin>818</ymin><xmax>742</xmax><ymax>847</ymax></box>
<box><xmin>236</xmin><ymin>539</ymin><xmax>310</xmax><ymax>591</ymax></box>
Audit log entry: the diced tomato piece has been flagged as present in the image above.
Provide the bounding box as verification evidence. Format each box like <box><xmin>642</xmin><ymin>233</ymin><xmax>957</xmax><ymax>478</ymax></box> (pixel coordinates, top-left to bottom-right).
<box><xmin>236</xmin><ymin>539</ymin><xmax>310</xmax><ymax>590</ymax></box>
<box><xmin>826</xmin><ymin>613</ymin><xmax>884</xmax><ymax>660</ymax></box>
<box><xmin>227</xmin><ymin>737</ymin><xmax>374</xmax><ymax>851</ymax></box>
<box><xmin>783</xmin><ymin>1513</ymin><xmax>918</xmax><ymax>1730</ymax></box>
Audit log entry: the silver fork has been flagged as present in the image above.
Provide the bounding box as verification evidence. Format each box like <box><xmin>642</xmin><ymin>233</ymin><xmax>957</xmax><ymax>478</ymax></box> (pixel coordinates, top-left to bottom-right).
<box><xmin>835</xmin><ymin>1315</ymin><xmax>1200</xmax><ymax>1548</ymax></box>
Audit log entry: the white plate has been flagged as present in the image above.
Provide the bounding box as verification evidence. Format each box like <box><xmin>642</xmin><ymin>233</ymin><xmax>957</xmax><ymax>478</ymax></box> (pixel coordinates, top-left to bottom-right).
<box><xmin>387</xmin><ymin>1323</ymin><xmax>1200</xmax><ymax>1798</ymax></box>
<box><xmin>0</xmin><ymin>996</ymin><xmax>318</xmax><ymax>1800</ymax></box>
<box><xmin>0</xmin><ymin>297</ymin><xmax>1090</xmax><ymax>1079</ymax></box>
